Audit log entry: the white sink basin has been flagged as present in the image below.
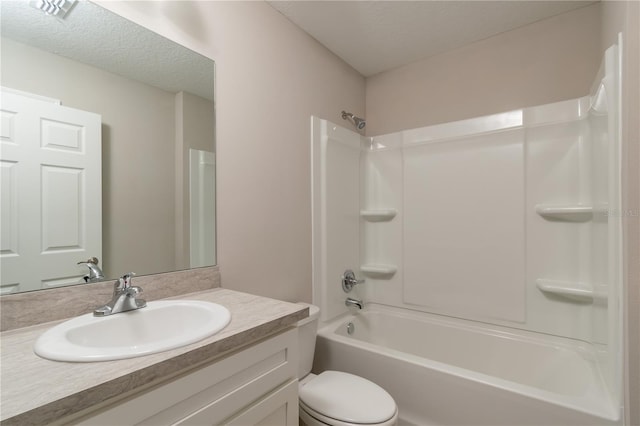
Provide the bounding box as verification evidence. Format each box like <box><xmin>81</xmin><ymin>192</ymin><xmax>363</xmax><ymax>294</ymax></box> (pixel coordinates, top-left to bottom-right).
<box><xmin>34</xmin><ymin>300</ymin><xmax>231</xmax><ymax>362</ymax></box>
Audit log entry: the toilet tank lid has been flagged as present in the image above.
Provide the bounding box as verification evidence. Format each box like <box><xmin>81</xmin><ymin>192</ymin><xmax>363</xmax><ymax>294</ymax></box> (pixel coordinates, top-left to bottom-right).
<box><xmin>296</xmin><ymin>302</ymin><xmax>320</xmax><ymax>323</ymax></box>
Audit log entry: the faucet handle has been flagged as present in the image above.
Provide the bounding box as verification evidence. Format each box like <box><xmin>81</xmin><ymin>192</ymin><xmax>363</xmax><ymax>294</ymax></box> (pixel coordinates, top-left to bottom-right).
<box><xmin>122</xmin><ymin>272</ymin><xmax>135</xmax><ymax>280</ymax></box>
<box><xmin>114</xmin><ymin>272</ymin><xmax>136</xmax><ymax>291</ymax></box>
<box><xmin>121</xmin><ymin>272</ymin><xmax>135</xmax><ymax>288</ymax></box>
<box><xmin>342</xmin><ymin>269</ymin><xmax>365</xmax><ymax>293</ymax></box>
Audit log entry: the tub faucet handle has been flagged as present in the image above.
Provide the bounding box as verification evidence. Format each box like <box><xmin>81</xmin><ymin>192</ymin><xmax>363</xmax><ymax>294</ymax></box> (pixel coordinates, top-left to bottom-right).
<box><xmin>342</xmin><ymin>269</ymin><xmax>364</xmax><ymax>293</ymax></box>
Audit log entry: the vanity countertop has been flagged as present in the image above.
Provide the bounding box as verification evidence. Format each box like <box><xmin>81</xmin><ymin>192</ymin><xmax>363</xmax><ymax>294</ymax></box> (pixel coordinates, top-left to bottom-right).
<box><xmin>0</xmin><ymin>288</ymin><xmax>308</xmax><ymax>425</ymax></box>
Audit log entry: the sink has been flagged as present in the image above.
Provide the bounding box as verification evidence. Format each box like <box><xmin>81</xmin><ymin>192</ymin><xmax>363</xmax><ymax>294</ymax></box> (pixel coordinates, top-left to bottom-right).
<box><xmin>34</xmin><ymin>300</ymin><xmax>231</xmax><ymax>362</ymax></box>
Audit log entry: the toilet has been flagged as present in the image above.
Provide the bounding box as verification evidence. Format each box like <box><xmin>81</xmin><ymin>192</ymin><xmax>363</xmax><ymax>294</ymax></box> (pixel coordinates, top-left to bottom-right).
<box><xmin>297</xmin><ymin>303</ymin><xmax>398</xmax><ymax>426</ymax></box>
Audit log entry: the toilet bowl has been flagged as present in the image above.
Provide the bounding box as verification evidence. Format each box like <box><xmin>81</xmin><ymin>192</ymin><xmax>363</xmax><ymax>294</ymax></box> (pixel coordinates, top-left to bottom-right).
<box><xmin>297</xmin><ymin>303</ymin><xmax>398</xmax><ymax>426</ymax></box>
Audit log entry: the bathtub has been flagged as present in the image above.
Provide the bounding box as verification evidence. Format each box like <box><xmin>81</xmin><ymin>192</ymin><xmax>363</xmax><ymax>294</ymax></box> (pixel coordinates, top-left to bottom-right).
<box><xmin>313</xmin><ymin>304</ymin><xmax>621</xmax><ymax>426</ymax></box>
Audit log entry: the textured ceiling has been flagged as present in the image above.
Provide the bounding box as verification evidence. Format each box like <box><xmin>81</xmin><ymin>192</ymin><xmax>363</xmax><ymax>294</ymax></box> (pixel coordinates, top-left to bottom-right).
<box><xmin>1</xmin><ymin>1</ymin><xmax>215</xmax><ymax>101</ymax></box>
<box><xmin>267</xmin><ymin>1</ymin><xmax>597</xmax><ymax>77</ymax></box>
<box><xmin>1</xmin><ymin>1</ymin><xmax>596</xmax><ymax>92</ymax></box>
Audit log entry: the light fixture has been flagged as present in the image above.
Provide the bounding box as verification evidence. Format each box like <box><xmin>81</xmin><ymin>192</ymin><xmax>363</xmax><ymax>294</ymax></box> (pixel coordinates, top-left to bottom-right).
<box><xmin>29</xmin><ymin>0</ymin><xmax>76</xmax><ymax>19</ymax></box>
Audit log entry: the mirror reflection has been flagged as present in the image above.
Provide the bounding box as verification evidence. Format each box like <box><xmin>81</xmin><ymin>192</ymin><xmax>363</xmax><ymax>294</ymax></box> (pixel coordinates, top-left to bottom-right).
<box><xmin>0</xmin><ymin>1</ymin><xmax>216</xmax><ymax>294</ymax></box>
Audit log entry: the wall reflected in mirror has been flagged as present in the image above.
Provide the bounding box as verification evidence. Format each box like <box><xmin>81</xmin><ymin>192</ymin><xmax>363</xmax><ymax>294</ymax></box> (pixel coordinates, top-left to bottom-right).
<box><xmin>0</xmin><ymin>1</ymin><xmax>216</xmax><ymax>294</ymax></box>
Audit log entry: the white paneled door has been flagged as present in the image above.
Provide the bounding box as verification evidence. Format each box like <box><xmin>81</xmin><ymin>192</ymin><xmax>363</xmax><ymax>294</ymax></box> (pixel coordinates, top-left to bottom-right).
<box><xmin>0</xmin><ymin>89</ymin><xmax>101</xmax><ymax>293</ymax></box>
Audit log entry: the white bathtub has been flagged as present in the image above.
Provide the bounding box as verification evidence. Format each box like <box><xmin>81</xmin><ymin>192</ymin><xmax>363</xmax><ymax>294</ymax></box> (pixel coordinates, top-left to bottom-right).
<box><xmin>313</xmin><ymin>304</ymin><xmax>621</xmax><ymax>426</ymax></box>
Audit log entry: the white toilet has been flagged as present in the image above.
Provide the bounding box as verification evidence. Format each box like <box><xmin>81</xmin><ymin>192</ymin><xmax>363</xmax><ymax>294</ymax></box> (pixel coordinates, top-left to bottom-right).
<box><xmin>297</xmin><ymin>303</ymin><xmax>398</xmax><ymax>426</ymax></box>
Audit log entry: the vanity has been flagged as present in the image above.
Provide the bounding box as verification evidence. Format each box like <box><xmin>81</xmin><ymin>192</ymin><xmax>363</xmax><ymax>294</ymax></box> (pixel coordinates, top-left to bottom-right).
<box><xmin>0</xmin><ymin>278</ymin><xmax>307</xmax><ymax>425</ymax></box>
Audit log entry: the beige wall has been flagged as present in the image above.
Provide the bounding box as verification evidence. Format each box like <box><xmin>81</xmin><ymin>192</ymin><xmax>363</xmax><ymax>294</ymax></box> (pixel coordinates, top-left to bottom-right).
<box><xmin>601</xmin><ymin>1</ymin><xmax>640</xmax><ymax>424</ymax></box>
<box><xmin>1</xmin><ymin>37</ymin><xmax>177</xmax><ymax>279</ymax></box>
<box><xmin>97</xmin><ymin>1</ymin><xmax>366</xmax><ymax>303</ymax></box>
<box><xmin>365</xmin><ymin>3</ymin><xmax>602</xmax><ymax>135</ymax></box>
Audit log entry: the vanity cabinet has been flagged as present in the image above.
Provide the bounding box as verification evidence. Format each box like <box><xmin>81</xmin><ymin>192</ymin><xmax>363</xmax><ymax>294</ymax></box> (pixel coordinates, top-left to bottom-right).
<box><xmin>70</xmin><ymin>328</ymin><xmax>299</xmax><ymax>426</ymax></box>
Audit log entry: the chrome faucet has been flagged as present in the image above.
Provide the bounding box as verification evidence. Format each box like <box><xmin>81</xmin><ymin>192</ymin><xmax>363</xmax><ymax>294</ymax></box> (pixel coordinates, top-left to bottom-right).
<box><xmin>345</xmin><ymin>297</ymin><xmax>364</xmax><ymax>310</ymax></box>
<box><xmin>94</xmin><ymin>273</ymin><xmax>146</xmax><ymax>316</ymax></box>
<box><xmin>78</xmin><ymin>257</ymin><xmax>105</xmax><ymax>283</ymax></box>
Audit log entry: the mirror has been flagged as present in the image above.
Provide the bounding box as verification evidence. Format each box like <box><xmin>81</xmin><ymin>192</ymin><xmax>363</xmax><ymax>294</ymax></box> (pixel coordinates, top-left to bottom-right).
<box><xmin>0</xmin><ymin>1</ymin><xmax>216</xmax><ymax>294</ymax></box>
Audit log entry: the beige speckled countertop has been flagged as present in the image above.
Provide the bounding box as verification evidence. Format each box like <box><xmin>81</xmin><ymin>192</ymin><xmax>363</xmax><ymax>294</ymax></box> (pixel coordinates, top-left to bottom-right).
<box><xmin>0</xmin><ymin>288</ymin><xmax>308</xmax><ymax>425</ymax></box>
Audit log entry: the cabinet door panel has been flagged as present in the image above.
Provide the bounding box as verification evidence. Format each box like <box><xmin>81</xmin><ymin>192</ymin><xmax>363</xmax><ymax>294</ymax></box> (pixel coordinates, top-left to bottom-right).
<box><xmin>178</xmin><ymin>380</ymin><xmax>298</xmax><ymax>426</ymax></box>
<box><xmin>222</xmin><ymin>380</ymin><xmax>298</xmax><ymax>426</ymax></box>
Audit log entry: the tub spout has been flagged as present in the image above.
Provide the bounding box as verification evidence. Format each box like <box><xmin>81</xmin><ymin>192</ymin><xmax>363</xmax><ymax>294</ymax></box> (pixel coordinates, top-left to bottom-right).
<box><xmin>345</xmin><ymin>297</ymin><xmax>363</xmax><ymax>309</ymax></box>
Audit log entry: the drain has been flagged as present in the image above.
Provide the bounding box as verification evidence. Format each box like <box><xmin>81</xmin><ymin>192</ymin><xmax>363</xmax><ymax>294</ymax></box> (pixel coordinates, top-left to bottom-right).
<box><xmin>346</xmin><ymin>322</ymin><xmax>355</xmax><ymax>335</ymax></box>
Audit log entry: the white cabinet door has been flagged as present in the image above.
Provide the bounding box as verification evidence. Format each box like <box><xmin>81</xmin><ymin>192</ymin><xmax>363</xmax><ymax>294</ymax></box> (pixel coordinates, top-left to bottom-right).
<box><xmin>0</xmin><ymin>90</ymin><xmax>102</xmax><ymax>293</ymax></box>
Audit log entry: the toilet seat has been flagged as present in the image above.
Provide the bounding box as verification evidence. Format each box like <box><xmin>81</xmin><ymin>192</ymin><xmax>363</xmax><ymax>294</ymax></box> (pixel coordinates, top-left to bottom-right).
<box><xmin>300</xmin><ymin>400</ymin><xmax>398</xmax><ymax>426</ymax></box>
<box><xmin>299</xmin><ymin>371</ymin><xmax>397</xmax><ymax>425</ymax></box>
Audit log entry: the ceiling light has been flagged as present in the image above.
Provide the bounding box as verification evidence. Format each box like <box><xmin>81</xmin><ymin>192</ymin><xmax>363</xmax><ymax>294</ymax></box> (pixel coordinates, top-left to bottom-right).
<box><xmin>29</xmin><ymin>0</ymin><xmax>76</xmax><ymax>19</ymax></box>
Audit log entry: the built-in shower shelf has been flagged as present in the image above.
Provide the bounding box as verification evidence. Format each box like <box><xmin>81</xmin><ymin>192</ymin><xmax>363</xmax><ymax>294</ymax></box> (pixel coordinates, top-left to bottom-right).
<box><xmin>535</xmin><ymin>204</ymin><xmax>593</xmax><ymax>221</ymax></box>
<box><xmin>361</xmin><ymin>264</ymin><xmax>397</xmax><ymax>277</ymax></box>
<box><xmin>360</xmin><ymin>209</ymin><xmax>398</xmax><ymax>222</ymax></box>
<box><xmin>536</xmin><ymin>279</ymin><xmax>607</xmax><ymax>302</ymax></box>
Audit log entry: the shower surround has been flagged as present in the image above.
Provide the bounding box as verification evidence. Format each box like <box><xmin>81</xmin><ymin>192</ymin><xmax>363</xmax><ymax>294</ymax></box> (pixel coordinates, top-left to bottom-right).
<box><xmin>311</xmin><ymin>42</ymin><xmax>623</xmax><ymax>424</ymax></box>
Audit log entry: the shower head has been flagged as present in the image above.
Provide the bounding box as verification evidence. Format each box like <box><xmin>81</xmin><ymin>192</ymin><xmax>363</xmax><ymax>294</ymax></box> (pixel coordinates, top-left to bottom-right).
<box><xmin>341</xmin><ymin>111</ymin><xmax>366</xmax><ymax>130</ymax></box>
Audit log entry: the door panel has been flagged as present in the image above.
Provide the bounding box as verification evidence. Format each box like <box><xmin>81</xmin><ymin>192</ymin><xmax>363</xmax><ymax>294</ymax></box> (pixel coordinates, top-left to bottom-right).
<box><xmin>0</xmin><ymin>89</ymin><xmax>101</xmax><ymax>293</ymax></box>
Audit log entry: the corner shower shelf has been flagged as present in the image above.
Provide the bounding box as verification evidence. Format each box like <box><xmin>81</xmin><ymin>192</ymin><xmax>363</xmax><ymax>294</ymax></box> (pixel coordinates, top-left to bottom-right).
<box><xmin>360</xmin><ymin>209</ymin><xmax>398</xmax><ymax>222</ymax></box>
<box><xmin>535</xmin><ymin>204</ymin><xmax>593</xmax><ymax>222</ymax></box>
<box><xmin>360</xmin><ymin>264</ymin><xmax>397</xmax><ymax>277</ymax></box>
<box><xmin>536</xmin><ymin>279</ymin><xmax>607</xmax><ymax>302</ymax></box>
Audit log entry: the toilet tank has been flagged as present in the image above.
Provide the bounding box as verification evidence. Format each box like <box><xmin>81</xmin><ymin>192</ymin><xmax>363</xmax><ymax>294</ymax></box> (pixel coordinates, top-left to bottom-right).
<box><xmin>296</xmin><ymin>303</ymin><xmax>320</xmax><ymax>378</ymax></box>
